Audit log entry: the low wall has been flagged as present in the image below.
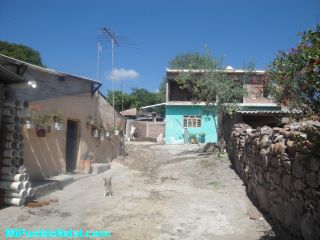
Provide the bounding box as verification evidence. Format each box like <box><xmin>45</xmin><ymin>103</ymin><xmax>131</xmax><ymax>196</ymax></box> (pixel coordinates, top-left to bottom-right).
<box><xmin>228</xmin><ymin>122</ymin><xmax>320</xmax><ymax>240</ymax></box>
<box><xmin>126</xmin><ymin>120</ymin><xmax>165</xmax><ymax>140</ymax></box>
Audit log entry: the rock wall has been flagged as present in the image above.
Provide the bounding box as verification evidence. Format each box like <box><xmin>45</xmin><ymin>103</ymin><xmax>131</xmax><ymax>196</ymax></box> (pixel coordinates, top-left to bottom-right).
<box><xmin>228</xmin><ymin>122</ymin><xmax>320</xmax><ymax>240</ymax></box>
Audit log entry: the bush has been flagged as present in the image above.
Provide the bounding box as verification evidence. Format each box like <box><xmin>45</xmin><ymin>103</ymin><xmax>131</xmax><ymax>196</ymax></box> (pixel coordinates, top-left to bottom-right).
<box><xmin>267</xmin><ymin>24</ymin><xmax>320</xmax><ymax>117</ymax></box>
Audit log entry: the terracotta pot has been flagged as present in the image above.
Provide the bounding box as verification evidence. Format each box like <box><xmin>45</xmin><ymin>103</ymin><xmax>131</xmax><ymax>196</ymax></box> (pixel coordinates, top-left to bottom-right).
<box><xmin>35</xmin><ymin>128</ymin><xmax>46</xmax><ymax>137</ymax></box>
<box><xmin>77</xmin><ymin>160</ymin><xmax>91</xmax><ymax>174</ymax></box>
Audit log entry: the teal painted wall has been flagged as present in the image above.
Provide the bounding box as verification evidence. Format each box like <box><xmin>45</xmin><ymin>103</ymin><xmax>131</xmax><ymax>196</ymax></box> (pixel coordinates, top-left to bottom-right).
<box><xmin>165</xmin><ymin>105</ymin><xmax>217</xmax><ymax>144</ymax></box>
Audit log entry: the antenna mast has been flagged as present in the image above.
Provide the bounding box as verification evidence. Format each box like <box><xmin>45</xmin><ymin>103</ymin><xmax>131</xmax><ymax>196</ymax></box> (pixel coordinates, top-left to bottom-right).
<box><xmin>101</xmin><ymin>27</ymin><xmax>120</xmax><ymax>130</ymax></box>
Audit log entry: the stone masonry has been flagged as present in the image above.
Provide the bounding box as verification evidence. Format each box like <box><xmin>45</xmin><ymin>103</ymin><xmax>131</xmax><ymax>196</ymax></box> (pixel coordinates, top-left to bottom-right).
<box><xmin>228</xmin><ymin>121</ymin><xmax>320</xmax><ymax>240</ymax></box>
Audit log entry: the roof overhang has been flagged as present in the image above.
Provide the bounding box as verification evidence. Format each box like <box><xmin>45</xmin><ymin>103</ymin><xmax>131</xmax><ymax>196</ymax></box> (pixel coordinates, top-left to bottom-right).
<box><xmin>141</xmin><ymin>102</ymin><xmax>166</xmax><ymax>110</ymax></box>
<box><xmin>235</xmin><ymin>109</ymin><xmax>303</xmax><ymax>116</ymax></box>
<box><xmin>0</xmin><ymin>54</ymin><xmax>101</xmax><ymax>85</ymax></box>
<box><xmin>166</xmin><ymin>68</ymin><xmax>266</xmax><ymax>74</ymax></box>
<box><xmin>0</xmin><ymin>64</ymin><xmax>27</xmax><ymax>84</ymax></box>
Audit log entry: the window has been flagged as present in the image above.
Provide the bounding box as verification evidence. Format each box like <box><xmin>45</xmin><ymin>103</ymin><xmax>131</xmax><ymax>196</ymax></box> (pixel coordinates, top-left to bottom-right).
<box><xmin>183</xmin><ymin>115</ymin><xmax>201</xmax><ymax>128</ymax></box>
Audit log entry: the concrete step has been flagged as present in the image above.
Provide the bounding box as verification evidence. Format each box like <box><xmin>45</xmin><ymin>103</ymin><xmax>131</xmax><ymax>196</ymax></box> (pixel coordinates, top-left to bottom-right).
<box><xmin>91</xmin><ymin>163</ymin><xmax>111</xmax><ymax>174</ymax></box>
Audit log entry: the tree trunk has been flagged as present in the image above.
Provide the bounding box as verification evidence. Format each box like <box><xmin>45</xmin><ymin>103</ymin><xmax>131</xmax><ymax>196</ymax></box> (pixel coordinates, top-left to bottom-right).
<box><xmin>213</xmin><ymin>111</ymin><xmax>226</xmax><ymax>153</ymax></box>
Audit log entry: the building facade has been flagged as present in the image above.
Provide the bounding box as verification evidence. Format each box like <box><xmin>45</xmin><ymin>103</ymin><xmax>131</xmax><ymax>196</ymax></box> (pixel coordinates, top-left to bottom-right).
<box><xmin>165</xmin><ymin>68</ymin><xmax>280</xmax><ymax>144</ymax></box>
<box><xmin>0</xmin><ymin>54</ymin><xmax>124</xmax><ymax>179</ymax></box>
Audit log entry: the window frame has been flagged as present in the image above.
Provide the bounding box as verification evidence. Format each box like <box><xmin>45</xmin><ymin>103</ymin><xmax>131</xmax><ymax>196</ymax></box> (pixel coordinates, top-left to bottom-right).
<box><xmin>183</xmin><ymin>115</ymin><xmax>202</xmax><ymax>128</ymax></box>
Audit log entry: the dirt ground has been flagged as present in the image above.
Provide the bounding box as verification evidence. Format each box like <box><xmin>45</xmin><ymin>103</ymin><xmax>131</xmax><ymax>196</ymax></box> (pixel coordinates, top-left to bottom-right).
<box><xmin>0</xmin><ymin>142</ymin><xmax>276</xmax><ymax>240</ymax></box>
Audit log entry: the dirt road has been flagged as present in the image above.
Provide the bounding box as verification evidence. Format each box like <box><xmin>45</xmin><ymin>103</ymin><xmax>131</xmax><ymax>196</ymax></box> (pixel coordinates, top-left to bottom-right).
<box><xmin>0</xmin><ymin>142</ymin><xmax>275</xmax><ymax>239</ymax></box>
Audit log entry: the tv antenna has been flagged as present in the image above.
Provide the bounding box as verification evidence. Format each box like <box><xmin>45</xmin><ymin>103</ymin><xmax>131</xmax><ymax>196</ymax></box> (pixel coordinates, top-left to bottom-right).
<box><xmin>97</xmin><ymin>27</ymin><xmax>138</xmax><ymax>126</ymax></box>
<box><xmin>99</xmin><ymin>27</ymin><xmax>120</xmax><ymax>130</ymax></box>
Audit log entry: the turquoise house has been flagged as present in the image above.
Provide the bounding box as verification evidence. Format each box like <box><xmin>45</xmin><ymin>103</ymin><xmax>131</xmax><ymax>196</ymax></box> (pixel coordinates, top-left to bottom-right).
<box><xmin>165</xmin><ymin>68</ymin><xmax>280</xmax><ymax>144</ymax></box>
<box><xmin>165</xmin><ymin>105</ymin><xmax>217</xmax><ymax>144</ymax></box>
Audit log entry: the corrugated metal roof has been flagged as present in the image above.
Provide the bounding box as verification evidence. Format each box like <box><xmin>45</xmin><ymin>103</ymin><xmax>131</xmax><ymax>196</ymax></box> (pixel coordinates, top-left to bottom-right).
<box><xmin>0</xmin><ymin>65</ymin><xmax>27</xmax><ymax>84</ymax></box>
<box><xmin>235</xmin><ymin>109</ymin><xmax>303</xmax><ymax>116</ymax></box>
<box><xmin>120</xmin><ymin>108</ymin><xmax>137</xmax><ymax>116</ymax></box>
<box><xmin>166</xmin><ymin>68</ymin><xmax>266</xmax><ymax>74</ymax></box>
<box><xmin>141</xmin><ymin>102</ymin><xmax>166</xmax><ymax>109</ymax></box>
<box><xmin>0</xmin><ymin>54</ymin><xmax>101</xmax><ymax>84</ymax></box>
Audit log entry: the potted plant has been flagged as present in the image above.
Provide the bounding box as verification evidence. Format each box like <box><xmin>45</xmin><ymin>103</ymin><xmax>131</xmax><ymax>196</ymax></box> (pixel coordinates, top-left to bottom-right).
<box><xmin>24</xmin><ymin>109</ymin><xmax>36</xmax><ymax>129</ymax></box>
<box><xmin>33</xmin><ymin>113</ymin><xmax>50</xmax><ymax>137</ymax></box>
<box><xmin>114</xmin><ymin>122</ymin><xmax>123</xmax><ymax>136</ymax></box>
<box><xmin>98</xmin><ymin>122</ymin><xmax>106</xmax><ymax>141</ymax></box>
<box><xmin>89</xmin><ymin>118</ymin><xmax>102</xmax><ymax>139</ymax></box>
<box><xmin>25</xmin><ymin>119</ymin><xmax>33</xmax><ymax>129</ymax></box>
<box><xmin>24</xmin><ymin>116</ymin><xmax>34</xmax><ymax>129</ymax></box>
<box><xmin>51</xmin><ymin>111</ymin><xmax>63</xmax><ymax>131</ymax></box>
<box><xmin>86</xmin><ymin>116</ymin><xmax>93</xmax><ymax>129</ymax></box>
<box><xmin>105</xmin><ymin>131</ymin><xmax>111</xmax><ymax>137</ymax></box>
<box><xmin>105</xmin><ymin>123</ymin><xmax>111</xmax><ymax>137</ymax></box>
<box><xmin>43</xmin><ymin>114</ymin><xmax>52</xmax><ymax>133</ymax></box>
<box><xmin>189</xmin><ymin>134</ymin><xmax>198</xmax><ymax>144</ymax></box>
<box><xmin>100</xmin><ymin>131</ymin><xmax>105</xmax><ymax>141</ymax></box>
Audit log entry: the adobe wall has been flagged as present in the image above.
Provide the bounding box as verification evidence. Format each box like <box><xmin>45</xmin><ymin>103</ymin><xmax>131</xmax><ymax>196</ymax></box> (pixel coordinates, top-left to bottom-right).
<box><xmin>126</xmin><ymin>120</ymin><xmax>165</xmax><ymax>140</ymax></box>
<box><xmin>22</xmin><ymin>93</ymin><xmax>124</xmax><ymax>179</ymax></box>
<box><xmin>228</xmin><ymin>122</ymin><xmax>320</xmax><ymax>239</ymax></box>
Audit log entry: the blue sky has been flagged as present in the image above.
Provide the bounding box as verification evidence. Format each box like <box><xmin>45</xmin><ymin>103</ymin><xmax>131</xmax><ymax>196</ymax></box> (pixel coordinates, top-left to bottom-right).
<box><xmin>0</xmin><ymin>0</ymin><xmax>319</xmax><ymax>94</ymax></box>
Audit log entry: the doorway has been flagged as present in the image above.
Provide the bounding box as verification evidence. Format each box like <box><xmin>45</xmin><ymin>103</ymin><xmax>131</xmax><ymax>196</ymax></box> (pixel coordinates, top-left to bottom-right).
<box><xmin>66</xmin><ymin>120</ymin><xmax>78</xmax><ymax>172</ymax></box>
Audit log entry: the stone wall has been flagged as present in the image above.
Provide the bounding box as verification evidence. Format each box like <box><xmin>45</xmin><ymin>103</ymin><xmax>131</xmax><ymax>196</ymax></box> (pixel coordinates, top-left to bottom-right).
<box><xmin>228</xmin><ymin>122</ymin><xmax>320</xmax><ymax>240</ymax></box>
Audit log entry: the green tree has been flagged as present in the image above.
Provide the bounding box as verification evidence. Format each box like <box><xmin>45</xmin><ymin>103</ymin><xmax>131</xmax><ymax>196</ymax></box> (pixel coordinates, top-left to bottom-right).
<box><xmin>168</xmin><ymin>52</ymin><xmax>214</xmax><ymax>69</ymax></box>
<box><xmin>0</xmin><ymin>41</ymin><xmax>45</xmax><ymax>67</ymax></box>
<box><xmin>106</xmin><ymin>88</ymin><xmax>163</xmax><ymax>112</ymax></box>
<box><xmin>169</xmin><ymin>51</ymin><xmax>245</xmax><ymax>151</ymax></box>
<box><xmin>267</xmin><ymin>24</ymin><xmax>320</xmax><ymax>117</ymax></box>
<box><xmin>130</xmin><ymin>87</ymin><xmax>160</xmax><ymax>109</ymax></box>
<box><xmin>106</xmin><ymin>90</ymin><xmax>133</xmax><ymax>112</ymax></box>
<box><xmin>158</xmin><ymin>78</ymin><xmax>166</xmax><ymax>102</ymax></box>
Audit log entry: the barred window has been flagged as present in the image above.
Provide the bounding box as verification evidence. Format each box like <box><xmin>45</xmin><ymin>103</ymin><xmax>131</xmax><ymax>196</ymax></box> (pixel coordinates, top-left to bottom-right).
<box><xmin>183</xmin><ymin>115</ymin><xmax>202</xmax><ymax>128</ymax></box>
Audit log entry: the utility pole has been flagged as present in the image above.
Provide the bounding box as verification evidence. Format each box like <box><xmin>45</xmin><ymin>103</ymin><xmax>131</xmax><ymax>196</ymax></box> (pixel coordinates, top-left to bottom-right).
<box><xmin>121</xmin><ymin>77</ymin><xmax>124</xmax><ymax>111</ymax></box>
<box><xmin>96</xmin><ymin>42</ymin><xmax>100</xmax><ymax>81</ymax></box>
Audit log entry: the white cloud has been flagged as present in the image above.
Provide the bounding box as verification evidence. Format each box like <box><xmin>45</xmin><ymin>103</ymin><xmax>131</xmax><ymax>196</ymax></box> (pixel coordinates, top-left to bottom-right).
<box><xmin>108</xmin><ymin>68</ymin><xmax>139</xmax><ymax>81</ymax></box>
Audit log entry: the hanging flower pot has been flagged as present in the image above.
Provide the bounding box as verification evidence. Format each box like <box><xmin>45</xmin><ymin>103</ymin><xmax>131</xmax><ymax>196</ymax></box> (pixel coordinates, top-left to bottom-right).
<box><xmin>100</xmin><ymin>133</ymin><xmax>105</xmax><ymax>142</ymax></box>
<box><xmin>25</xmin><ymin>120</ymin><xmax>34</xmax><ymax>129</ymax></box>
<box><xmin>54</xmin><ymin>122</ymin><xmax>62</xmax><ymax>131</ymax></box>
<box><xmin>51</xmin><ymin>111</ymin><xmax>63</xmax><ymax>126</ymax></box>
<box><xmin>114</xmin><ymin>130</ymin><xmax>120</xmax><ymax>136</ymax></box>
<box><xmin>93</xmin><ymin>129</ymin><xmax>99</xmax><ymax>138</ymax></box>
